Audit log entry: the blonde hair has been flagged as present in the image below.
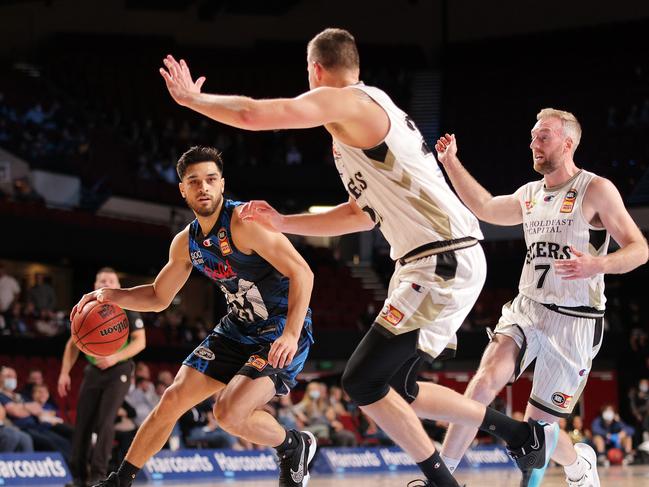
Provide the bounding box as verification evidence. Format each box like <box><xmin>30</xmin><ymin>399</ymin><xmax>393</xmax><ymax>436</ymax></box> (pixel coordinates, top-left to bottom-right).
<box><xmin>536</xmin><ymin>108</ymin><xmax>582</xmax><ymax>152</ymax></box>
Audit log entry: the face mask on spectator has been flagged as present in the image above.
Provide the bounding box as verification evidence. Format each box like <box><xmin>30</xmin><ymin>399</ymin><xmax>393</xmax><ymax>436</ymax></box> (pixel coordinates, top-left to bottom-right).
<box><xmin>640</xmin><ymin>382</ymin><xmax>649</xmax><ymax>393</ymax></box>
<box><xmin>602</xmin><ymin>409</ymin><xmax>615</xmax><ymax>422</ymax></box>
<box><xmin>3</xmin><ymin>378</ymin><xmax>17</xmax><ymax>391</ymax></box>
<box><xmin>309</xmin><ymin>390</ymin><xmax>321</xmax><ymax>400</ymax></box>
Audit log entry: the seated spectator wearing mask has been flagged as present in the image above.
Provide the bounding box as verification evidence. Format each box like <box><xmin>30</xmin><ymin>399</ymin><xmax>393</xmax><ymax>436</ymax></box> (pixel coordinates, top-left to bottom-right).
<box><xmin>592</xmin><ymin>404</ymin><xmax>635</xmax><ymax>466</ymax></box>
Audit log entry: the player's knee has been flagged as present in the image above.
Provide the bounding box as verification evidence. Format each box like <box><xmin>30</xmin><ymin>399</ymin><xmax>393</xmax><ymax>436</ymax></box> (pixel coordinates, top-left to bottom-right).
<box><xmin>154</xmin><ymin>385</ymin><xmax>185</xmax><ymax>419</ymax></box>
<box><xmin>212</xmin><ymin>396</ymin><xmax>244</xmax><ymax>433</ymax></box>
<box><xmin>341</xmin><ymin>362</ymin><xmax>389</xmax><ymax>406</ymax></box>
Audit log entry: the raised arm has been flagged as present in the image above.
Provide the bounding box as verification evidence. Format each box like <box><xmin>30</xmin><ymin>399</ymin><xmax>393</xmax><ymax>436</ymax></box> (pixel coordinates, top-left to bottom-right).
<box><xmin>70</xmin><ymin>228</ymin><xmax>193</xmax><ymax>319</ymax></box>
<box><xmin>239</xmin><ymin>197</ymin><xmax>375</xmax><ymax>237</ymax></box>
<box><xmin>159</xmin><ymin>56</ymin><xmax>360</xmax><ymax>131</ymax></box>
<box><xmin>435</xmin><ymin>133</ymin><xmax>523</xmax><ymax>225</ymax></box>
<box><xmin>233</xmin><ymin>210</ymin><xmax>314</xmax><ymax>369</ymax></box>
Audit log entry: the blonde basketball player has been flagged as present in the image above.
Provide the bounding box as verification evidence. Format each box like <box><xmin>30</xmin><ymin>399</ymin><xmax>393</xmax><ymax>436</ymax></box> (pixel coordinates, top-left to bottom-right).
<box><xmin>161</xmin><ymin>28</ymin><xmax>563</xmax><ymax>486</ymax></box>
<box><xmin>436</xmin><ymin>109</ymin><xmax>648</xmax><ymax>487</ymax></box>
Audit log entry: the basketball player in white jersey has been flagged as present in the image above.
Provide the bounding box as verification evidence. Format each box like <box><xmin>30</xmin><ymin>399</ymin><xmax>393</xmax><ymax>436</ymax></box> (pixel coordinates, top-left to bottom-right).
<box><xmin>435</xmin><ymin>109</ymin><xmax>648</xmax><ymax>487</ymax></box>
<box><xmin>160</xmin><ymin>28</ymin><xmax>562</xmax><ymax>486</ymax></box>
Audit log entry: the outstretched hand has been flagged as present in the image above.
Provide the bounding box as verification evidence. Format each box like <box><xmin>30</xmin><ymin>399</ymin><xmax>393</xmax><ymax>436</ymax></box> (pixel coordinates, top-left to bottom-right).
<box><xmin>239</xmin><ymin>200</ymin><xmax>285</xmax><ymax>233</ymax></box>
<box><xmin>435</xmin><ymin>133</ymin><xmax>458</xmax><ymax>166</ymax></box>
<box><xmin>159</xmin><ymin>55</ymin><xmax>206</xmax><ymax>107</ymax></box>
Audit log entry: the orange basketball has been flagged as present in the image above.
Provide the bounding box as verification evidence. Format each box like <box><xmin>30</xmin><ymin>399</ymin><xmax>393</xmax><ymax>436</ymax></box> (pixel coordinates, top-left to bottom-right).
<box><xmin>607</xmin><ymin>447</ymin><xmax>624</xmax><ymax>465</ymax></box>
<box><xmin>72</xmin><ymin>301</ymin><xmax>129</xmax><ymax>357</ymax></box>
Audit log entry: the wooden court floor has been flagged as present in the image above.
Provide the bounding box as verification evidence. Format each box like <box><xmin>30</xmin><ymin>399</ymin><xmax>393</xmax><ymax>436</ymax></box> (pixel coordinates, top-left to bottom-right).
<box><xmin>161</xmin><ymin>465</ymin><xmax>649</xmax><ymax>486</ymax></box>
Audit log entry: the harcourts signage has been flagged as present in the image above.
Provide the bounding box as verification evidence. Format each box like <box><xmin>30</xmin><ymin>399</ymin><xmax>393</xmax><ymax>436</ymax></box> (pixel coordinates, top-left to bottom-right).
<box><xmin>139</xmin><ymin>445</ymin><xmax>515</xmax><ymax>482</ymax></box>
<box><xmin>313</xmin><ymin>447</ymin><xmax>418</xmax><ymax>474</ymax></box>
<box><xmin>460</xmin><ymin>446</ymin><xmax>516</xmax><ymax>469</ymax></box>
<box><xmin>0</xmin><ymin>453</ymin><xmax>71</xmax><ymax>485</ymax></box>
<box><xmin>140</xmin><ymin>449</ymin><xmax>277</xmax><ymax>481</ymax></box>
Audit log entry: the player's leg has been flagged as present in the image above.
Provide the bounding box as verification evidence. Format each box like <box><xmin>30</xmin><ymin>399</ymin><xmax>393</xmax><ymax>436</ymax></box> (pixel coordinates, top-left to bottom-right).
<box><xmin>213</xmin><ymin>374</ymin><xmax>285</xmax><ymax>445</ymax></box>
<box><xmin>214</xmin><ymin>331</ymin><xmax>315</xmax><ymax>487</ymax></box>
<box><xmin>123</xmin><ymin>366</ymin><xmax>224</xmax><ymax>466</ymax></box>
<box><xmin>432</xmin><ymin>333</ymin><xmax>519</xmax><ymax>472</ymax></box>
<box><xmin>521</xmin><ymin>310</ymin><xmax>603</xmax><ymax>487</ymax></box>
<box><xmin>94</xmin><ymin>334</ymin><xmax>233</xmax><ymax>487</ymax></box>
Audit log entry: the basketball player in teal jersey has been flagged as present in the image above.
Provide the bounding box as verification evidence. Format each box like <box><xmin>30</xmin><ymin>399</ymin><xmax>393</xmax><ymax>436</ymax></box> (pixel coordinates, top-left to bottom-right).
<box><xmin>74</xmin><ymin>146</ymin><xmax>317</xmax><ymax>487</ymax></box>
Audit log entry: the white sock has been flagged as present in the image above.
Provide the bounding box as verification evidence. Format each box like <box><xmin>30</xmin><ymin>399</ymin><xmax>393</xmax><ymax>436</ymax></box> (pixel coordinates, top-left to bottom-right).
<box><xmin>564</xmin><ymin>455</ymin><xmax>589</xmax><ymax>480</ymax></box>
<box><xmin>440</xmin><ymin>454</ymin><xmax>460</xmax><ymax>474</ymax></box>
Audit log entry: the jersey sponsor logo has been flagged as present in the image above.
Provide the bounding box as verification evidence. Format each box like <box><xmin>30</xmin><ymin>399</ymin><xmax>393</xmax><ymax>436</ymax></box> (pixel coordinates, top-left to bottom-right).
<box><xmin>551</xmin><ymin>392</ymin><xmax>573</xmax><ymax>409</ymax></box>
<box><xmin>202</xmin><ymin>238</ymin><xmax>213</xmax><ymax>247</ymax></box>
<box><xmin>524</xmin><ymin>199</ymin><xmax>536</xmax><ymax>213</ymax></box>
<box><xmin>194</xmin><ymin>346</ymin><xmax>215</xmax><ymax>361</ymax></box>
<box><xmin>246</xmin><ymin>354</ymin><xmax>268</xmax><ymax>371</ymax></box>
<box><xmin>411</xmin><ymin>283</ymin><xmax>423</xmax><ymax>293</ymax></box>
<box><xmin>523</xmin><ymin>218</ymin><xmax>574</xmax><ymax>235</ymax></box>
<box><xmin>560</xmin><ymin>188</ymin><xmax>578</xmax><ymax>213</ymax></box>
<box><xmin>525</xmin><ymin>241</ymin><xmax>571</xmax><ymax>264</ymax></box>
<box><xmin>380</xmin><ymin>304</ymin><xmax>404</xmax><ymax>326</ymax></box>
<box><xmin>217</xmin><ymin>227</ymin><xmax>233</xmax><ymax>256</ymax></box>
<box><xmin>191</xmin><ymin>250</ymin><xmax>205</xmax><ymax>265</ymax></box>
<box><xmin>203</xmin><ymin>260</ymin><xmax>237</xmax><ymax>281</ymax></box>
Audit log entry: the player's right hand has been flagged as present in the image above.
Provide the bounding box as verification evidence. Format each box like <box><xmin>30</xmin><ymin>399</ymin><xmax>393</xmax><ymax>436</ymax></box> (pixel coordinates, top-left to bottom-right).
<box><xmin>69</xmin><ymin>288</ymin><xmax>115</xmax><ymax>323</ymax></box>
<box><xmin>57</xmin><ymin>373</ymin><xmax>71</xmax><ymax>398</ymax></box>
<box><xmin>239</xmin><ymin>200</ymin><xmax>285</xmax><ymax>233</ymax></box>
<box><xmin>435</xmin><ymin>133</ymin><xmax>458</xmax><ymax>165</ymax></box>
<box><xmin>159</xmin><ymin>55</ymin><xmax>206</xmax><ymax>107</ymax></box>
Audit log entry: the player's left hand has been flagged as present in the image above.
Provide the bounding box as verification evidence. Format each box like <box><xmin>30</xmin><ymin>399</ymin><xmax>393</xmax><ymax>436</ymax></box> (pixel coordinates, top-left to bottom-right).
<box><xmin>268</xmin><ymin>333</ymin><xmax>298</xmax><ymax>369</ymax></box>
<box><xmin>159</xmin><ymin>55</ymin><xmax>206</xmax><ymax>107</ymax></box>
<box><xmin>95</xmin><ymin>354</ymin><xmax>118</xmax><ymax>370</ymax></box>
<box><xmin>554</xmin><ymin>246</ymin><xmax>604</xmax><ymax>280</ymax></box>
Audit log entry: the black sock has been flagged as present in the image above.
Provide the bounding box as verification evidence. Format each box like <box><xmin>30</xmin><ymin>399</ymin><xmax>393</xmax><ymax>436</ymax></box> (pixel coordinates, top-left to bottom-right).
<box><xmin>117</xmin><ymin>461</ymin><xmax>139</xmax><ymax>486</ymax></box>
<box><xmin>479</xmin><ymin>407</ymin><xmax>531</xmax><ymax>449</ymax></box>
<box><xmin>417</xmin><ymin>451</ymin><xmax>459</xmax><ymax>487</ymax></box>
<box><xmin>275</xmin><ymin>429</ymin><xmax>300</xmax><ymax>453</ymax></box>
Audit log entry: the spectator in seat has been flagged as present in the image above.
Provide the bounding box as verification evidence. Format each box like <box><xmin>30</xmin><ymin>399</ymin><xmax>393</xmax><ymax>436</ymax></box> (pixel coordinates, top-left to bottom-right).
<box><xmin>0</xmin><ymin>402</ymin><xmax>33</xmax><ymax>452</ymax></box>
<box><xmin>566</xmin><ymin>415</ymin><xmax>592</xmax><ymax>446</ymax></box>
<box><xmin>125</xmin><ymin>376</ymin><xmax>158</xmax><ymax>427</ymax></box>
<box><xmin>0</xmin><ymin>263</ymin><xmax>20</xmax><ymax>316</ymax></box>
<box><xmin>294</xmin><ymin>382</ymin><xmax>331</xmax><ymax>442</ymax></box>
<box><xmin>28</xmin><ymin>274</ymin><xmax>57</xmax><ymax>313</ymax></box>
<box><xmin>32</xmin><ymin>384</ymin><xmax>74</xmax><ymax>440</ymax></box>
<box><xmin>630</xmin><ymin>378</ymin><xmax>649</xmax><ymax>444</ymax></box>
<box><xmin>592</xmin><ymin>404</ymin><xmax>635</xmax><ymax>466</ymax></box>
<box><xmin>0</xmin><ymin>366</ymin><xmax>71</xmax><ymax>460</ymax></box>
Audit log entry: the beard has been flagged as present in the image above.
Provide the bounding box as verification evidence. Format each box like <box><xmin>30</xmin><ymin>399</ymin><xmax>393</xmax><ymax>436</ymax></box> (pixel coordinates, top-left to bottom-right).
<box><xmin>533</xmin><ymin>156</ymin><xmax>560</xmax><ymax>175</ymax></box>
<box><xmin>187</xmin><ymin>194</ymin><xmax>221</xmax><ymax>217</ymax></box>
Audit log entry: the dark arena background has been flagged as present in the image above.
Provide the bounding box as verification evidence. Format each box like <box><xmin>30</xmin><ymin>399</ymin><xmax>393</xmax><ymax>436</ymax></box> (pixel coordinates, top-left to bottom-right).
<box><xmin>1</xmin><ymin>1</ymin><xmax>649</xmax><ymax>486</ymax></box>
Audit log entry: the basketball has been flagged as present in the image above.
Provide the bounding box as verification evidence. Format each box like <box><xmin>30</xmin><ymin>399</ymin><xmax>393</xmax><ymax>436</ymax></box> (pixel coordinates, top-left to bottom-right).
<box><xmin>608</xmin><ymin>447</ymin><xmax>624</xmax><ymax>465</ymax></box>
<box><xmin>72</xmin><ymin>301</ymin><xmax>129</xmax><ymax>357</ymax></box>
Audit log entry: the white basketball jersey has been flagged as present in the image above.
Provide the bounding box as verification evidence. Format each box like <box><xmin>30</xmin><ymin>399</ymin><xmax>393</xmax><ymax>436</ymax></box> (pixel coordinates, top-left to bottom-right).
<box><xmin>517</xmin><ymin>170</ymin><xmax>609</xmax><ymax>309</ymax></box>
<box><xmin>332</xmin><ymin>84</ymin><xmax>483</xmax><ymax>260</ymax></box>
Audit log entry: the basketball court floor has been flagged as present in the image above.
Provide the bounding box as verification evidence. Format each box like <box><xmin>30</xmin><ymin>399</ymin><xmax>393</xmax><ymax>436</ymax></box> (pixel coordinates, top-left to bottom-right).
<box><xmin>159</xmin><ymin>465</ymin><xmax>649</xmax><ymax>486</ymax></box>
